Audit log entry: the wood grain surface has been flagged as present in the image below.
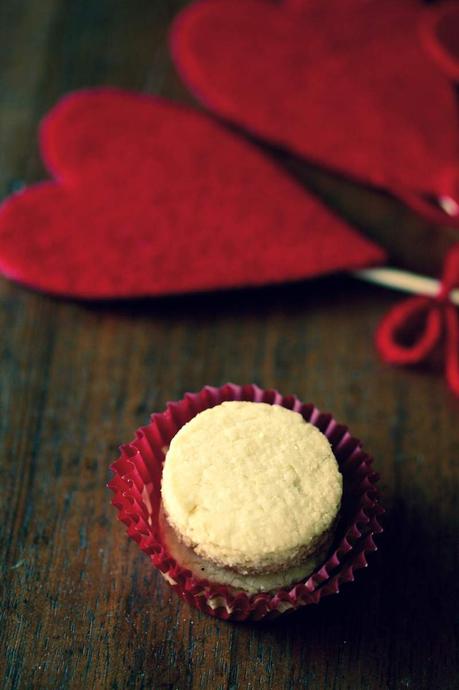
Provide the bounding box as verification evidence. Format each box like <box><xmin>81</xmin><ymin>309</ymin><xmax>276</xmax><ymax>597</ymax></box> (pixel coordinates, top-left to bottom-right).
<box><xmin>1</xmin><ymin>2</ymin><xmax>458</xmax><ymax>689</ymax></box>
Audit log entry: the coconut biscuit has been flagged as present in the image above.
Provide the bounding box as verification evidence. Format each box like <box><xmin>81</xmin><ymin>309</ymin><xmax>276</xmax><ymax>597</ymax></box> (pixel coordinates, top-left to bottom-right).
<box><xmin>161</xmin><ymin>401</ymin><xmax>342</xmax><ymax>576</ymax></box>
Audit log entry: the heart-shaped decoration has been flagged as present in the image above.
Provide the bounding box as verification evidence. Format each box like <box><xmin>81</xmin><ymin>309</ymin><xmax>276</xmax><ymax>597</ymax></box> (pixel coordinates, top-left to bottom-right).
<box><xmin>172</xmin><ymin>0</ymin><xmax>459</xmax><ymax>203</ymax></box>
<box><xmin>0</xmin><ymin>88</ymin><xmax>383</xmax><ymax>299</ymax></box>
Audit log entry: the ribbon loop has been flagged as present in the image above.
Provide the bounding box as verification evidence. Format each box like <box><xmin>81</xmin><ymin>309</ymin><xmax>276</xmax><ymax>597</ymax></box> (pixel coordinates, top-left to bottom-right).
<box><xmin>376</xmin><ymin>296</ymin><xmax>442</xmax><ymax>365</ymax></box>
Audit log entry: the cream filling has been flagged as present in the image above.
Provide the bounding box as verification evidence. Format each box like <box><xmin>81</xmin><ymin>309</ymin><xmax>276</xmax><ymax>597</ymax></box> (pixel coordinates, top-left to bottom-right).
<box><xmin>159</xmin><ymin>506</ymin><xmax>330</xmax><ymax>594</ymax></box>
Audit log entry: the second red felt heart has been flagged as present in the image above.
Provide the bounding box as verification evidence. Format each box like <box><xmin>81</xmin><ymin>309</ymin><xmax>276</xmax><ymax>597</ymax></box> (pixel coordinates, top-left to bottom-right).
<box><xmin>0</xmin><ymin>88</ymin><xmax>383</xmax><ymax>299</ymax></box>
<box><xmin>172</xmin><ymin>0</ymin><xmax>459</xmax><ymax>205</ymax></box>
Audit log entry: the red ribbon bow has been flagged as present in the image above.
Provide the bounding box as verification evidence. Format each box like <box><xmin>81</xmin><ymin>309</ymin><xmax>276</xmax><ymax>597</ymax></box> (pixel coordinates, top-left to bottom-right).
<box><xmin>376</xmin><ymin>244</ymin><xmax>459</xmax><ymax>396</ymax></box>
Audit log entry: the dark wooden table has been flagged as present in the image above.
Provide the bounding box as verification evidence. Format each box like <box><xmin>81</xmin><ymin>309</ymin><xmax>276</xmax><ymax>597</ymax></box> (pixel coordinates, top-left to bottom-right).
<box><xmin>1</xmin><ymin>2</ymin><xmax>458</xmax><ymax>689</ymax></box>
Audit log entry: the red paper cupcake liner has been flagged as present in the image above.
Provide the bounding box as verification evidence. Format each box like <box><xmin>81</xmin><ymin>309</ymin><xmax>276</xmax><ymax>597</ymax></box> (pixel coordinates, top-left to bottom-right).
<box><xmin>108</xmin><ymin>384</ymin><xmax>383</xmax><ymax>622</ymax></box>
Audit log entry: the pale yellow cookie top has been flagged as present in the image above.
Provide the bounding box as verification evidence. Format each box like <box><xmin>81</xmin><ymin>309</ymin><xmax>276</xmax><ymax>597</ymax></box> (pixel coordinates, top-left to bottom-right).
<box><xmin>161</xmin><ymin>401</ymin><xmax>342</xmax><ymax>573</ymax></box>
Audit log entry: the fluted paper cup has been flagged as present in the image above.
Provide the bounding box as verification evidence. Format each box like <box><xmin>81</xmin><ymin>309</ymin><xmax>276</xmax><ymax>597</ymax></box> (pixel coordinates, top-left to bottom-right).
<box><xmin>108</xmin><ymin>383</ymin><xmax>383</xmax><ymax>622</ymax></box>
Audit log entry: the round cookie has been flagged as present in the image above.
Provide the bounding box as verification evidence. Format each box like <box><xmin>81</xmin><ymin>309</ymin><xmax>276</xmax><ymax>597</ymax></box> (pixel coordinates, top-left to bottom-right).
<box><xmin>161</xmin><ymin>401</ymin><xmax>342</xmax><ymax>584</ymax></box>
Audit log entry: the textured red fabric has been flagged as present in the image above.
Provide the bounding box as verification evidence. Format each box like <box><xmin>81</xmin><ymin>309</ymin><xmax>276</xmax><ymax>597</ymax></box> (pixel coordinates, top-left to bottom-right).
<box><xmin>172</xmin><ymin>0</ymin><xmax>459</xmax><ymax>213</ymax></box>
<box><xmin>0</xmin><ymin>88</ymin><xmax>383</xmax><ymax>299</ymax></box>
<box><xmin>376</xmin><ymin>244</ymin><xmax>459</xmax><ymax>396</ymax></box>
<box><xmin>420</xmin><ymin>1</ymin><xmax>459</xmax><ymax>82</ymax></box>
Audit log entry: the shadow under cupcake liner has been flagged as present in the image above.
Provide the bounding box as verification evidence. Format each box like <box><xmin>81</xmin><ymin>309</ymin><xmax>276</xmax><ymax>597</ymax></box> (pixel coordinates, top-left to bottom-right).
<box><xmin>108</xmin><ymin>383</ymin><xmax>384</xmax><ymax>622</ymax></box>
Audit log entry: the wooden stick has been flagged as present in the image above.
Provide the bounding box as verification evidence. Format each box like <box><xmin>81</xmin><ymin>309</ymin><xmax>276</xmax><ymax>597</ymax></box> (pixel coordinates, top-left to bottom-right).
<box><xmin>352</xmin><ymin>267</ymin><xmax>459</xmax><ymax>306</ymax></box>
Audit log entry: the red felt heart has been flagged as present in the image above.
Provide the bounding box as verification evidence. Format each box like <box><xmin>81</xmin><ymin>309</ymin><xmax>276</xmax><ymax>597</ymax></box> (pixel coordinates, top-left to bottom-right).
<box><xmin>171</xmin><ymin>0</ymin><xmax>459</xmax><ymax>206</ymax></box>
<box><xmin>0</xmin><ymin>88</ymin><xmax>383</xmax><ymax>299</ymax></box>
